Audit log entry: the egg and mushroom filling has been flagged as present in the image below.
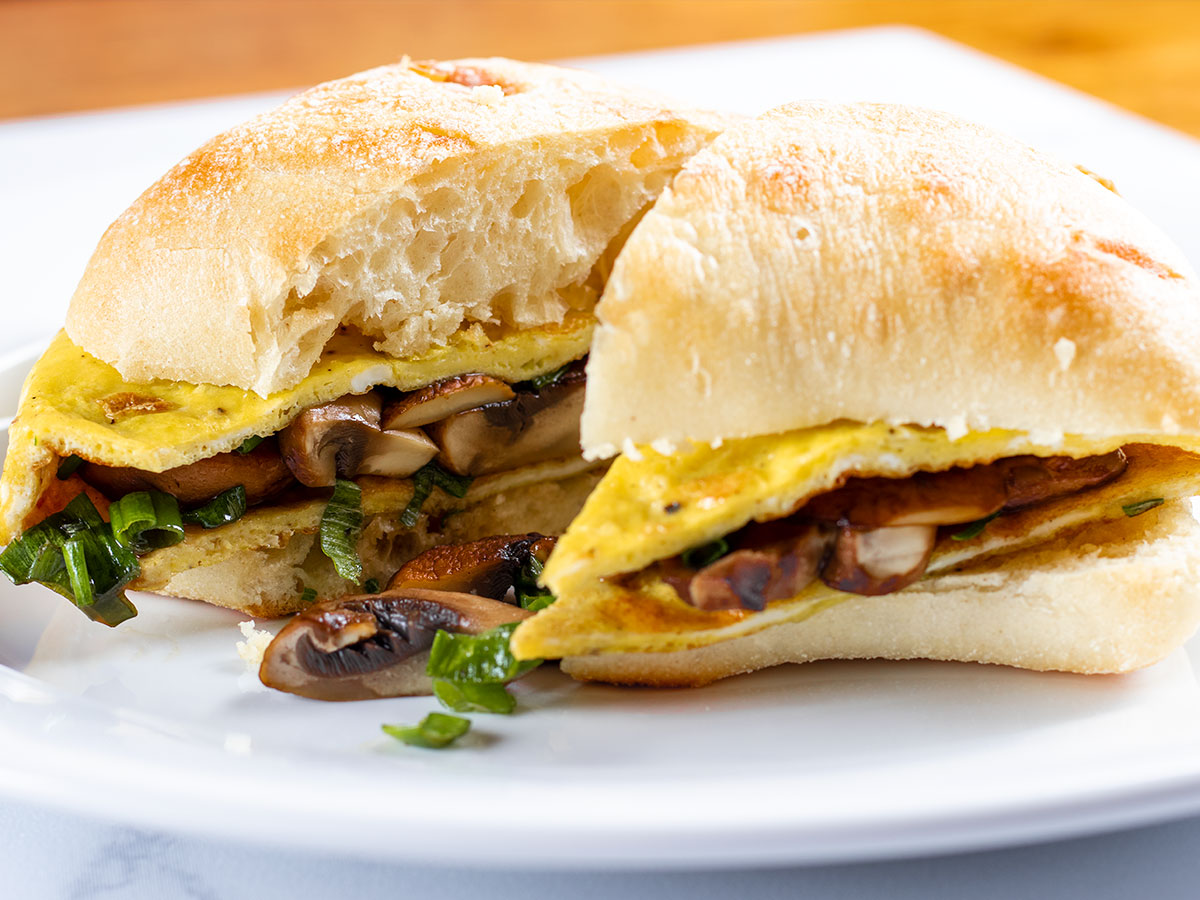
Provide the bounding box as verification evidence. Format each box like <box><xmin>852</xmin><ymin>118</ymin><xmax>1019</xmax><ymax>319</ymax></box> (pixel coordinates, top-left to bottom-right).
<box><xmin>0</xmin><ymin>314</ymin><xmax>598</xmax><ymax>624</ymax></box>
<box><xmin>512</xmin><ymin>423</ymin><xmax>1200</xmax><ymax>660</ymax></box>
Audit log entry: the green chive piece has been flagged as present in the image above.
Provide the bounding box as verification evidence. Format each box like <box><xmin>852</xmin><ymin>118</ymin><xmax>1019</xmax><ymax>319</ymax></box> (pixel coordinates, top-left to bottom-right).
<box><xmin>426</xmin><ymin>622</ymin><xmax>541</xmax><ymax>684</ymax></box>
<box><xmin>432</xmin><ymin>678</ymin><xmax>517</xmax><ymax>715</ymax></box>
<box><xmin>300</xmin><ymin>587</ymin><xmax>317</xmax><ymax>605</ymax></box>
<box><xmin>363</xmin><ymin>578</ymin><xmax>381</xmax><ymax>594</ymax></box>
<box><xmin>182</xmin><ymin>485</ymin><xmax>247</xmax><ymax>529</ymax></box>
<box><xmin>382</xmin><ymin>712</ymin><xmax>470</xmax><ymax>749</ymax></box>
<box><xmin>529</xmin><ymin>364</ymin><xmax>571</xmax><ymax>391</ymax></box>
<box><xmin>681</xmin><ymin>537</ymin><xmax>731</xmax><ymax>569</ymax></box>
<box><xmin>515</xmin><ymin>553</ymin><xmax>555</xmax><ymax>610</ymax></box>
<box><xmin>55</xmin><ymin>455</ymin><xmax>84</xmax><ymax>480</ymax></box>
<box><xmin>400</xmin><ymin>463</ymin><xmax>474</xmax><ymax>528</ymax></box>
<box><xmin>951</xmin><ymin>511</ymin><xmax>1002</xmax><ymax>541</ymax></box>
<box><xmin>235</xmin><ymin>435</ymin><xmax>264</xmax><ymax>455</ymax></box>
<box><xmin>429</xmin><ymin>465</ymin><xmax>473</xmax><ymax>498</ymax></box>
<box><xmin>320</xmin><ymin>479</ymin><xmax>364</xmax><ymax>583</ymax></box>
<box><xmin>0</xmin><ymin>493</ymin><xmax>140</xmax><ymax>626</ymax></box>
<box><xmin>109</xmin><ymin>491</ymin><xmax>185</xmax><ymax>554</ymax></box>
<box><xmin>1123</xmin><ymin>498</ymin><xmax>1165</xmax><ymax>517</ymax></box>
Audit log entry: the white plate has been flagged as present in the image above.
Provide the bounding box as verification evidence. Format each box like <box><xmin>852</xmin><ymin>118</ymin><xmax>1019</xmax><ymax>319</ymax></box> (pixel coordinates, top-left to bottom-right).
<box><xmin>3</xmin><ymin>28</ymin><xmax>1200</xmax><ymax>869</ymax></box>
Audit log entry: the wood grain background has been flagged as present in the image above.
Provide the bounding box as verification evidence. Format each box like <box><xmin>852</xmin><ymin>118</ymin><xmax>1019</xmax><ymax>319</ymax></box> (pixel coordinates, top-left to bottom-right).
<box><xmin>2</xmin><ymin>0</ymin><xmax>1198</xmax><ymax>135</ymax></box>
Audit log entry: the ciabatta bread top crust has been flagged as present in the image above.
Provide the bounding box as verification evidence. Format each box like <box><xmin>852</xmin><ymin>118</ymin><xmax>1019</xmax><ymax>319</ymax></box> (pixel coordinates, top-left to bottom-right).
<box><xmin>66</xmin><ymin>57</ymin><xmax>728</xmax><ymax>396</ymax></box>
<box><xmin>582</xmin><ymin>102</ymin><xmax>1200</xmax><ymax>455</ymax></box>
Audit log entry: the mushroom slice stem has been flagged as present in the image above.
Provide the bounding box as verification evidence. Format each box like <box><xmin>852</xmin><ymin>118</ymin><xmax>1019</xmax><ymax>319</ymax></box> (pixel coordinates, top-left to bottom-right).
<box><xmin>278</xmin><ymin>392</ymin><xmax>382</xmax><ymax>487</ymax></box>
<box><xmin>821</xmin><ymin>524</ymin><xmax>936</xmax><ymax>596</ymax></box>
<box><xmin>259</xmin><ymin>588</ymin><xmax>532</xmax><ymax>701</ymax></box>
<box><xmin>382</xmin><ymin>375</ymin><xmax>516</xmax><ymax>430</ymax></box>
<box><xmin>428</xmin><ymin>380</ymin><xmax>585</xmax><ymax>477</ymax></box>
<box><xmin>357</xmin><ymin>428</ymin><xmax>438</xmax><ymax>478</ymax></box>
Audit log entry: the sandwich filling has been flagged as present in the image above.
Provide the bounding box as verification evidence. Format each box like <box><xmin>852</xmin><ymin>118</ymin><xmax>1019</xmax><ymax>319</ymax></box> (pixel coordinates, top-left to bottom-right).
<box><xmin>0</xmin><ymin>315</ymin><xmax>596</xmax><ymax>623</ymax></box>
<box><xmin>512</xmin><ymin>423</ymin><xmax>1200</xmax><ymax>659</ymax></box>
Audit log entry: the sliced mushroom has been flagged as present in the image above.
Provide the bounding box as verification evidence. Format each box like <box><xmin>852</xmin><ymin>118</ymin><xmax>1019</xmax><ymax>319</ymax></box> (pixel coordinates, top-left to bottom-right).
<box><xmin>382</xmin><ymin>375</ymin><xmax>516</xmax><ymax>429</ymax></box>
<box><xmin>428</xmin><ymin>379</ymin><xmax>585</xmax><ymax>476</ymax></box>
<box><xmin>805</xmin><ymin>465</ymin><xmax>1006</xmax><ymax>528</ymax></box>
<box><xmin>278</xmin><ymin>392</ymin><xmax>382</xmax><ymax>487</ymax></box>
<box><xmin>356</xmin><ymin>428</ymin><xmax>438</xmax><ymax>478</ymax></box>
<box><xmin>79</xmin><ymin>440</ymin><xmax>295</xmax><ymax>506</ymax></box>
<box><xmin>821</xmin><ymin>524</ymin><xmax>936</xmax><ymax>595</ymax></box>
<box><xmin>682</xmin><ymin>521</ymin><xmax>833</xmax><ymax>611</ymax></box>
<box><xmin>259</xmin><ymin>588</ymin><xmax>532</xmax><ymax>701</ymax></box>
<box><xmin>997</xmin><ymin>449</ymin><xmax>1127</xmax><ymax>510</ymax></box>
<box><xmin>388</xmin><ymin>533</ymin><xmax>557</xmax><ymax>599</ymax></box>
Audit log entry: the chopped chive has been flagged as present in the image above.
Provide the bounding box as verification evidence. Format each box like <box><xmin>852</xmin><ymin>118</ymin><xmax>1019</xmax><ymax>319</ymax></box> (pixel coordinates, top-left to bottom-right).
<box><xmin>382</xmin><ymin>713</ymin><xmax>470</xmax><ymax>749</ymax></box>
<box><xmin>363</xmin><ymin>578</ymin><xmax>381</xmax><ymax>594</ymax></box>
<box><xmin>432</xmin><ymin>678</ymin><xmax>517</xmax><ymax>715</ymax></box>
<box><xmin>1123</xmin><ymin>498</ymin><xmax>1164</xmax><ymax>517</ymax></box>
<box><xmin>951</xmin><ymin>511</ymin><xmax>1001</xmax><ymax>541</ymax></box>
<box><xmin>55</xmin><ymin>455</ymin><xmax>84</xmax><ymax>480</ymax></box>
<box><xmin>109</xmin><ymin>491</ymin><xmax>185</xmax><ymax>554</ymax></box>
<box><xmin>300</xmin><ymin>587</ymin><xmax>317</xmax><ymax>605</ymax></box>
<box><xmin>681</xmin><ymin>537</ymin><xmax>731</xmax><ymax>569</ymax></box>
<box><xmin>182</xmin><ymin>485</ymin><xmax>247</xmax><ymax>529</ymax></box>
<box><xmin>529</xmin><ymin>364</ymin><xmax>571</xmax><ymax>391</ymax></box>
<box><xmin>235</xmin><ymin>435</ymin><xmax>264</xmax><ymax>455</ymax></box>
<box><xmin>320</xmin><ymin>479</ymin><xmax>364</xmax><ymax>583</ymax></box>
<box><xmin>426</xmin><ymin>622</ymin><xmax>540</xmax><ymax>684</ymax></box>
<box><xmin>400</xmin><ymin>463</ymin><xmax>474</xmax><ymax>528</ymax></box>
<box><xmin>514</xmin><ymin>553</ymin><xmax>555</xmax><ymax>611</ymax></box>
<box><xmin>0</xmin><ymin>493</ymin><xmax>140</xmax><ymax>626</ymax></box>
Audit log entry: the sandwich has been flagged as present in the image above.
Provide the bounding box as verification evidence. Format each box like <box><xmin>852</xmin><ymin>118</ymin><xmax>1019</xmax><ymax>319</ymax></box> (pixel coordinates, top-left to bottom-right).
<box><xmin>511</xmin><ymin>102</ymin><xmax>1200</xmax><ymax>686</ymax></box>
<box><xmin>0</xmin><ymin>57</ymin><xmax>727</xmax><ymax>625</ymax></box>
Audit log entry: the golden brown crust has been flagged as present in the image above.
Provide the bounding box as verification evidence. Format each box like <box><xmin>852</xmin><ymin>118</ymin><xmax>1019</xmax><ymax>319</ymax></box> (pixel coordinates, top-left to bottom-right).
<box><xmin>560</xmin><ymin>502</ymin><xmax>1200</xmax><ymax>685</ymax></box>
<box><xmin>66</xmin><ymin>57</ymin><xmax>729</xmax><ymax>395</ymax></box>
<box><xmin>581</xmin><ymin>102</ymin><xmax>1200</xmax><ymax>455</ymax></box>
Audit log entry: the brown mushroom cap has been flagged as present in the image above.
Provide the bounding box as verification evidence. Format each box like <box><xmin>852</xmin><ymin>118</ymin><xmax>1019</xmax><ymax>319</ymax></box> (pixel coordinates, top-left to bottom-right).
<box><xmin>79</xmin><ymin>440</ymin><xmax>295</xmax><ymax>506</ymax></box>
<box><xmin>428</xmin><ymin>380</ymin><xmax>585</xmax><ymax>476</ymax></box>
<box><xmin>805</xmin><ymin>466</ymin><xmax>1007</xmax><ymax>528</ymax></box>
<box><xmin>259</xmin><ymin>587</ymin><xmax>532</xmax><ymax>701</ymax></box>
<box><xmin>388</xmin><ymin>533</ymin><xmax>557</xmax><ymax>599</ymax></box>
<box><xmin>382</xmin><ymin>374</ymin><xmax>516</xmax><ymax>430</ymax></box>
<box><xmin>278</xmin><ymin>392</ymin><xmax>382</xmax><ymax>487</ymax></box>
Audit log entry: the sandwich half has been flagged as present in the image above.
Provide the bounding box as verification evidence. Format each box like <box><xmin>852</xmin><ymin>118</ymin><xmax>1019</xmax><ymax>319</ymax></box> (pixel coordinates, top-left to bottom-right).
<box><xmin>0</xmin><ymin>57</ymin><xmax>727</xmax><ymax>624</ymax></box>
<box><xmin>511</xmin><ymin>102</ymin><xmax>1200</xmax><ymax>685</ymax></box>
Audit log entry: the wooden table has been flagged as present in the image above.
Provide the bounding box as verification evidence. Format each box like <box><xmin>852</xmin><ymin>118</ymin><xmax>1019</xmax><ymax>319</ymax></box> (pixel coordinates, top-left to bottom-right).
<box><xmin>2</xmin><ymin>0</ymin><xmax>1199</xmax><ymax>136</ymax></box>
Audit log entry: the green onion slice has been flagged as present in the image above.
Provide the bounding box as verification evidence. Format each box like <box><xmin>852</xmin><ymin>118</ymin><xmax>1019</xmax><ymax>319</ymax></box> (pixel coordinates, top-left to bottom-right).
<box><xmin>432</xmin><ymin>678</ymin><xmax>517</xmax><ymax>715</ymax></box>
<box><xmin>681</xmin><ymin>537</ymin><xmax>731</xmax><ymax>569</ymax></box>
<box><xmin>426</xmin><ymin>622</ymin><xmax>540</xmax><ymax>684</ymax></box>
<box><xmin>182</xmin><ymin>485</ymin><xmax>247</xmax><ymax>529</ymax></box>
<box><xmin>320</xmin><ymin>478</ymin><xmax>364</xmax><ymax>583</ymax></box>
<box><xmin>109</xmin><ymin>491</ymin><xmax>186</xmax><ymax>554</ymax></box>
<box><xmin>515</xmin><ymin>554</ymin><xmax>556</xmax><ymax>611</ymax></box>
<box><xmin>382</xmin><ymin>712</ymin><xmax>470</xmax><ymax>749</ymax></box>
<box><xmin>0</xmin><ymin>493</ymin><xmax>139</xmax><ymax>626</ymax></box>
<box><xmin>1123</xmin><ymin>498</ymin><xmax>1164</xmax><ymax>517</ymax></box>
<box><xmin>55</xmin><ymin>455</ymin><xmax>84</xmax><ymax>480</ymax></box>
<box><xmin>400</xmin><ymin>463</ymin><xmax>474</xmax><ymax>528</ymax></box>
<box><xmin>235</xmin><ymin>435</ymin><xmax>265</xmax><ymax>455</ymax></box>
<box><xmin>300</xmin><ymin>587</ymin><xmax>317</xmax><ymax>605</ymax></box>
<box><xmin>529</xmin><ymin>364</ymin><xmax>571</xmax><ymax>391</ymax></box>
<box><xmin>363</xmin><ymin>578</ymin><xmax>381</xmax><ymax>594</ymax></box>
<box><xmin>950</xmin><ymin>511</ymin><xmax>1001</xmax><ymax>541</ymax></box>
